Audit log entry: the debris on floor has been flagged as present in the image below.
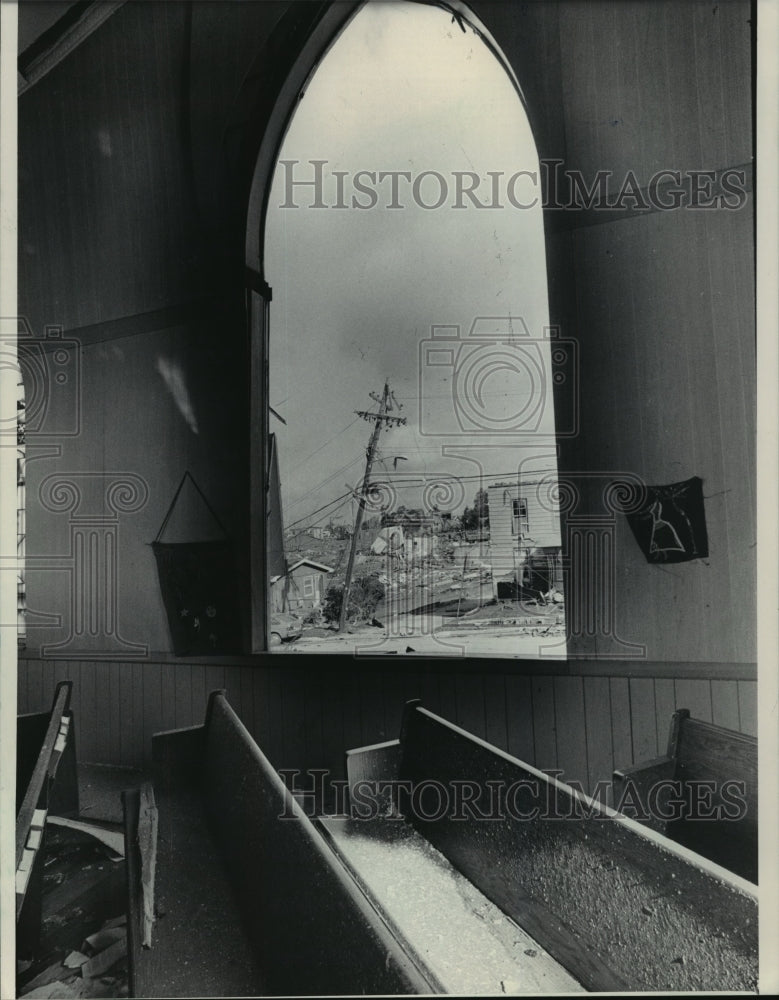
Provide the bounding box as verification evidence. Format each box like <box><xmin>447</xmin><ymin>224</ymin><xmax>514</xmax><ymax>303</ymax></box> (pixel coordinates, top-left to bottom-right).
<box><xmin>46</xmin><ymin>816</ymin><xmax>125</xmax><ymax>860</ymax></box>
<box><xmin>17</xmin><ymin>824</ymin><xmax>129</xmax><ymax>1000</ymax></box>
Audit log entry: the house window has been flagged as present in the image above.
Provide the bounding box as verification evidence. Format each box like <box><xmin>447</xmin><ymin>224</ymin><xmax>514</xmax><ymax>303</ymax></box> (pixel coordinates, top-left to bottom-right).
<box><xmin>303</xmin><ymin>575</ymin><xmax>315</xmax><ymax>598</ymax></box>
<box><xmin>511</xmin><ymin>499</ymin><xmax>528</xmax><ymax>536</ymax></box>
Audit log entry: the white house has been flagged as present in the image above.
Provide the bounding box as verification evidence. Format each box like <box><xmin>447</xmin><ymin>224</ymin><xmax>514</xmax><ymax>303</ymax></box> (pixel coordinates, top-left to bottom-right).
<box><xmin>487</xmin><ymin>476</ymin><xmax>563</xmax><ymax>598</ymax></box>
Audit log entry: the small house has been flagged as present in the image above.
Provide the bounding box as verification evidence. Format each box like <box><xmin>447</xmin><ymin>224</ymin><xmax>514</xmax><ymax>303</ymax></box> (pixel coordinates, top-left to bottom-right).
<box><xmin>282</xmin><ymin>559</ymin><xmax>334</xmax><ymax>612</ymax></box>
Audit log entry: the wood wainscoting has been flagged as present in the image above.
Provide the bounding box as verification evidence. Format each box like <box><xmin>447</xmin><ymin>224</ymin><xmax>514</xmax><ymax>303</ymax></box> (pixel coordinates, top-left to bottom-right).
<box><xmin>17</xmin><ymin>656</ymin><xmax>756</xmax><ymax>803</ymax></box>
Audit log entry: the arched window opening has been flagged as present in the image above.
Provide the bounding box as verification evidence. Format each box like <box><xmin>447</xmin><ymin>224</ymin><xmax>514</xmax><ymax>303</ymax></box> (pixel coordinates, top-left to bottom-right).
<box><xmin>261</xmin><ymin>0</ymin><xmax>565</xmax><ymax>657</ymax></box>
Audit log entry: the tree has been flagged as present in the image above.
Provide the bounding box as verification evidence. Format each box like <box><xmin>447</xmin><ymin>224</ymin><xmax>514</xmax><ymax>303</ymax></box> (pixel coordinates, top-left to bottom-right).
<box><xmin>322</xmin><ymin>574</ymin><xmax>385</xmax><ymax>625</ymax></box>
<box><xmin>381</xmin><ymin>506</ymin><xmax>424</xmax><ymax>529</ymax></box>
<box><xmin>460</xmin><ymin>488</ymin><xmax>489</xmax><ymax>533</ymax></box>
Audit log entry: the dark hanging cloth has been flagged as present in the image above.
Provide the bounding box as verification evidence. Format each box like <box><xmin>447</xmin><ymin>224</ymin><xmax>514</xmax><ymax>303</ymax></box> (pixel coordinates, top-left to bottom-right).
<box><xmin>151</xmin><ymin>473</ymin><xmax>242</xmax><ymax>655</ymax></box>
<box><xmin>625</xmin><ymin>476</ymin><xmax>709</xmax><ymax>564</ymax></box>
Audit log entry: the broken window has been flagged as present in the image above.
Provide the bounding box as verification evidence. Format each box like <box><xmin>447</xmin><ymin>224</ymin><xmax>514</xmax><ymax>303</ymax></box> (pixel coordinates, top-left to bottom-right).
<box><xmin>511</xmin><ymin>499</ymin><xmax>529</xmax><ymax>537</ymax></box>
<box><xmin>262</xmin><ymin>0</ymin><xmax>565</xmax><ymax>657</ymax></box>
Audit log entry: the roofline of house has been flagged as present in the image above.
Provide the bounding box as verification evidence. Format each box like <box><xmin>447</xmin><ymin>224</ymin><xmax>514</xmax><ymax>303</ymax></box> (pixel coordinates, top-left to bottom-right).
<box><xmin>286</xmin><ymin>558</ymin><xmax>334</xmax><ymax>574</ymax></box>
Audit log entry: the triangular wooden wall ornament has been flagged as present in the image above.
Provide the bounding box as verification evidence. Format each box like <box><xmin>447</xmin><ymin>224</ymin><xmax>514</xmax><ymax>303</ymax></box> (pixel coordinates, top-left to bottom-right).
<box><xmin>151</xmin><ymin>473</ymin><xmax>241</xmax><ymax>655</ymax></box>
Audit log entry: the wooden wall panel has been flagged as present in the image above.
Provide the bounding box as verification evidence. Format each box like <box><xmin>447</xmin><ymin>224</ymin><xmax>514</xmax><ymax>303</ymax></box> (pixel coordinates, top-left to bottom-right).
<box><xmin>160</xmin><ymin>668</ymin><xmax>176</xmax><ymax>734</ymax></box>
<box><xmin>189</xmin><ymin>663</ymin><xmax>207</xmax><ymax>728</ymax></box>
<box><xmin>131</xmin><ymin>662</ymin><xmax>145</xmax><ymax>766</ymax></box>
<box><xmin>279</xmin><ymin>668</ymin><xmax>308</xmax><ymax>768</ymax></box>
<box><xmin>303</xmin><ymin>670</ymin><xmax>325</xmax><ymax>769</ymax></box>
<box><xmin>629</xmin><ymin>678</ymin><xmax>658</xmax><ymax>761</ymax></box>
<box><xmin>674</xmin><ymin>678</ymin><xmax>713</xmax><ymax>723</ymax></box>
<box><xmin>436</xmin><ymin>673</ymin><xmax>458</xmax><ymax>727</ymax></box>
<box><xmin>711</xmin><ymin>679</ymin><xmax>741</xmax><ymax>731</ymax></box>
<box><xmin>106</xmin><ymin>662</ymin><xmax>121</xmax><ymax>766</ymax></box>
<box><xmin>483</xmin><ymin>675</ymin><xmax>508</xmax><ymax>751</ymax></box>
<box><xmin>609</xmin><ymin>677</ymin><xmax>633</xmax><ymax>770</ymax></box>
<box><xmin>224</xmin><ymin>664</ymin><xmax>247</xmax><ymax>726</ymax></box>
<box><xmin>27</xmin><ymin>660</ymin><xmax>43</xmax><ymax>716</ymax></box>
<box><xmin>455</xmin><ymin>673</ymin><xmax>487</xmax><ymax>741</ymax></box>
<box><xmin>318</xmin><ymin>671</ymin><xmax>346</xmax><ymax>786</ymax></box>
<box><xmin>737</xmin><ymin>681</ymin><xmax>757</xmax><ymax>737</ymax></box>
<box><xmin>653</xmin><ymin>678</ymin><xmax>676</xmax><ymax>753</ymax></box>
<box><xmin>553</xmin><ymin>676</ymin><xmax>587</xmax><ymax>786</ymax></box>
<box><xmin>582</xmin><ymin>676</ymin><xmax>612</xmax><ymax>800</ymax></box>
<box><xmin>140</xmin><ymin>662</ymin><xmax>162</xmax><ymax>768</ymax></box>
<box><xmin>531</xmin><ymin>676</ymin><xmax>557</xmax><ymax>770</ymax></box>
<box><xmin>358</xmin><ymin>672</ymin><xmax>386</xmax><ymax>748</ymax></box>
<box><xmin>79</xmin><ymin>662</ymin><xmax>97</xmax><ymax>764</ymax></box>
<box><xmin>174</xmin><ymin>668</ymin><xmax>193</xmax><ymax>731</ymax></box>
<box><xmin>17</xmin><ymin>658</ymin><xmax>756</xmax><ymax>808</ymax></box>
<box><xmin>382</xmin><ymin>672</ymin><xmax>409</xmax><ymax>743</ymax></box>
<box><xmin>338</xmin><ymin>671</ymin><xmax>364</xmax><ymax>758</ymax></box>
<box><xmin>505</xmin><ymin>674</ymin><xmax>535</xmax><ymax>766</ymax></box>
<box><xmin>93</xmin><ymin>665</ymin><xmax>112</xmax><ymax>763</ymax></box>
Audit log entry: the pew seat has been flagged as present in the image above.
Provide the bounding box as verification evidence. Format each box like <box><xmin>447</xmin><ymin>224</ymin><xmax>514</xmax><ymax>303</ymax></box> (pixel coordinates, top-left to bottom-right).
<box><xmin>318</xmin><ymin>815</ymin><xmax>583</xmax><ymax>995</ymax></box>
<box><xmin>341</xmin><ymin>699</ymin><xmax>758</xmax><ymax>994</ymax></box>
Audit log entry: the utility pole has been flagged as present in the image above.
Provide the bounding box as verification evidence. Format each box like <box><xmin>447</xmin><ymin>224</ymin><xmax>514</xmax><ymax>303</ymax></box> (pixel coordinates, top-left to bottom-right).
<box><xmin>339</xmin><ymin>382</ymin><xmax>405</xmax><ymax>633</ymax></box>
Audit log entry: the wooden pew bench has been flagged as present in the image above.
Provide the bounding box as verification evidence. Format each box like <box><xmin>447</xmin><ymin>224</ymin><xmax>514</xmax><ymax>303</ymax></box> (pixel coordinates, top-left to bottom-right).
<box><xmin>612</xmin><ymin>708</ymin><xmax>757</xmax><ymax>882</ymax></box>
<box><xmin>336</xmin><ymin>700</ymin><xmax>758</xmax><ymax>994</ymax></box>
<box><xmin>16</xmin><ymin>680</ymin><xmax>80</xmax><ymax>961</ymax></box>
<box><xmin>122</xmin><ymin>690</ymin><xmax>436</xmax><ymax>998</ymax></box>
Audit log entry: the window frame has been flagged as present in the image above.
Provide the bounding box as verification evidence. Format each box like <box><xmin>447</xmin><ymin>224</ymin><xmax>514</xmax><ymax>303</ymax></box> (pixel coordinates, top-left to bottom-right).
<box><xmin>511</xmin><ymin>498</ymin><xmax>529</xmax><ymax>537</ymax></box>
<box><xmin>245</xmin><ymin>0</ymin><xmax>541</xmax><ymax>654</ymax></box>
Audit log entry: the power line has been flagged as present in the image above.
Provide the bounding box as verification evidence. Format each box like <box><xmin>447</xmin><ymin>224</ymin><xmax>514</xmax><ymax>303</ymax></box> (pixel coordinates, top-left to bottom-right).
<box><xmin>365</xmin><ymin>469</ymin><xmax>560</xmax><ymax>486</ymax></box>
<box><xmin>285</xmin><ymin>489</ymin><xmax>353</xmax><ymax>531</ymax></box>
<box><xmin>284</xmin><ymin>493</ymin><xmax>355</xmax><ymax>545</ymax></box>
<box><xmin>288</xmin><ymin>416</ymin><xmax>362</xmax><ymax>474</ymax></box>
<box><xmin>286</xmin><ymin>468</ymin><xmax>562</xmax><ymax>527</ymax></box>
<box><xmin>286</xmin><ymin>452</ymin><xmax>364</xmax><ymax>510</ymax></box>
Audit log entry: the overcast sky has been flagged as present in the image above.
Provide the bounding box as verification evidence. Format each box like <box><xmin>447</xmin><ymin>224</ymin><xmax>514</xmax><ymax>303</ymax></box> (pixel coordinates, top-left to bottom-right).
<box><xmin>266</xmin><ymin>0</ymin><xmax>559</xmax><ymax>535</ymax></box>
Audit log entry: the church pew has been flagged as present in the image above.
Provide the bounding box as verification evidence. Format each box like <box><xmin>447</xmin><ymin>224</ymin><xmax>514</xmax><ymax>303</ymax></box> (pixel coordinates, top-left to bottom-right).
<box><xmin>341</xmin><ymin>699</ymin><xmax>758</xmax><ymax>993</ymax></box>
<box><xmin>612</xmin><ymin>707</ymin><xmax>757</xmax><ymax>882</ymax></box>
<box><xmin>122</xmin><ymin>689</ymin><xmax>437</xmax><ymax>998</ymax></box>
<box><xmin>16</xmin><ymin>680</ymin><xmax>80</xmax><ymax>960</ymax></box>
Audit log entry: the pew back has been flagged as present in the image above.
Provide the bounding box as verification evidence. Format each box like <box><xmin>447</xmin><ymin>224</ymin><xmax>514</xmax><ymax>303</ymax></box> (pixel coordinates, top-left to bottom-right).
<box><xmin>16</xmin><ymin>680</ymin><xmax>79</xmax><ymax>959</ymax></box>
<box><xmin>202</xmin><ymin>691</ymin><xmax>435</xmax><ymax>996</ymax></box>
<box><xmin>671</xmin><ymin>711</ymin><xmax>757</xmax><ymax>873</ymax></box>
<box><xmin>613</xmin><ymin>708</ymin><xmax>757</xmax><ymax>881</ymax></box>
